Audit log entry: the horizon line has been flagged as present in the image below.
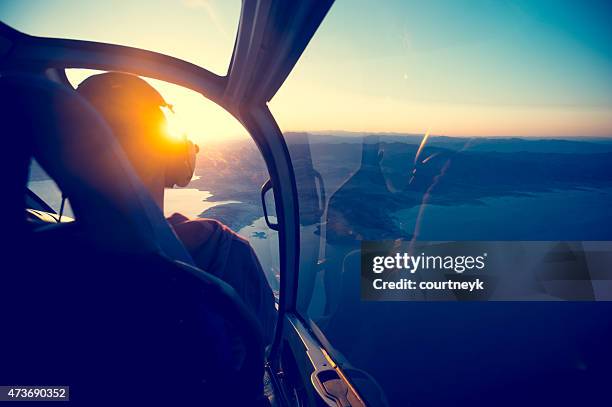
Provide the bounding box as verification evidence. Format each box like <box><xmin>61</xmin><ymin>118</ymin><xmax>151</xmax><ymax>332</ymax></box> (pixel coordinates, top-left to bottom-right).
<box><xmin>282</xmin><ymin>130</ymin><xmax>612</xmax><ymax>139</ymax></box>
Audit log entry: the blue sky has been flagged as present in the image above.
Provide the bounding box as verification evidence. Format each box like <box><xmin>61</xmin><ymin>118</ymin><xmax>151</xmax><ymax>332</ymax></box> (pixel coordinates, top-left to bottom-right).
<box><xmin>0</xmin><ymin>0</ymin><xmax>240</xmax><ymax>74</ymax></box>
<box><xmin>2</xmin><ymin>0</ymin><xmax>611</xmax><ymax>137</ymax></box>
<box><xmin>272</xmin><ymin>0</ymin><xmax>612</xmax><ymax>136</ymax></box>
<box><xmin>316</xmin><ymin>0</ymin><xmax>612</xmax><ymax>108</ymax></box>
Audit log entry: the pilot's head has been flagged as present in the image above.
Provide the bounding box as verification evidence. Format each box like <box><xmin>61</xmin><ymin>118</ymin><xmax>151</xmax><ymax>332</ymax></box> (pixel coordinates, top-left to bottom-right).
<box><xmin>76</xmin><ymin>72</ymin><xmax>197</xmax><ymax>206</ymax></box>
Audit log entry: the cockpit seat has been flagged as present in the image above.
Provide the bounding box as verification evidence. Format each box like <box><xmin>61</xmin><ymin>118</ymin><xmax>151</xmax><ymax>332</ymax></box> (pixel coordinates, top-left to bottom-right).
<box><xmin>0</xmin><ymin>73</ymin><xmax>267</xmax><ymax>405</ymax></box>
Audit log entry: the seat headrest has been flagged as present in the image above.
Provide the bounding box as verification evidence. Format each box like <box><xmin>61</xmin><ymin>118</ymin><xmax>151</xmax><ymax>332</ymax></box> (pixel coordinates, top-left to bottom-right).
<box><xmin>0</xmin><ymin>73</ymin><xmax>193</xmax><ymax>263</ymax></box>
<box><xmin>0</xmin><ymin>84</ymin><xmax>31</xmax><ymax>237</ymax></box>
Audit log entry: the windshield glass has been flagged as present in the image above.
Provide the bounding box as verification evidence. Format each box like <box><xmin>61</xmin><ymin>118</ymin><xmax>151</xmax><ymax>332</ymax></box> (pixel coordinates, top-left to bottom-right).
<box><xmin>64</xmin><ymin>69</ymin><xmax>281</xmax><ymax>299</ymax></box>
<box><xmin>271</xmin><ymin>1</ymin><xmax>612</xmax><ymax>405</ymax></box>
<box><xmin>0</xmin><ymin>0</ymin><xmax>240</xmax><ymax>75</ymax></box>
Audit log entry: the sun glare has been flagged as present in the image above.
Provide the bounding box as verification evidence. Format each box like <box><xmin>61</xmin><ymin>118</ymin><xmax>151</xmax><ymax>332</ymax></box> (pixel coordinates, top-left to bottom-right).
<box><xmin>66</xmin><ymin>69</ymin><xmax>249</xmax><ymax>145</ymax></box>
<box><xmin>161</xmin><ymin>105</ymin><xmax>184</xmax><ymax>141</ymax></box>
<box><xmin>146</xmin><ymin>78</ymin><xmax>248</xmax><ymax>145</ymax></box>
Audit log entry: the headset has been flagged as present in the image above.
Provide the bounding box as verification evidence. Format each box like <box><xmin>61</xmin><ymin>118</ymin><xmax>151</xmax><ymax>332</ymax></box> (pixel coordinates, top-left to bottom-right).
<box><xmin>163</xmin><ymin>134</ymin><xmax>199</xmax><ymax>188</ymax></box>
<box><xmin>76</xmin><ymin>72</ymin><xmax>198</xmax><ymax>188</ymax></box>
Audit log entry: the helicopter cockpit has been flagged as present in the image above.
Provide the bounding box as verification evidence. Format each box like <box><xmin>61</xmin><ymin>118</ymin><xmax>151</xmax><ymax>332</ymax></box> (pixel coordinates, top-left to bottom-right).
<box><xmin>3</xmin><ymin>1</ymin><xmax>612</xmax><ymax>406</ymax></box>
<box><xmin>0</xmin><ymin>1</ymin><xmax>374</xmax><ymax>406</ymax></box>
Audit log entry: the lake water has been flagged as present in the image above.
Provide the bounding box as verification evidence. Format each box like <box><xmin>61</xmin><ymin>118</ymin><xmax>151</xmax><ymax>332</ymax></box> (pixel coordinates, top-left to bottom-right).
<box><xmin>164</xmin><ymin>188</ymin><xmax>237</xmax><ymax>218</ymax></box>
<box><xmin>392</xmin><ymin>187</ymin><xmax>612</xmax><ymax>241</ymax></box>
<box><xmin>238</xmin><ymin>216</ymin><xmax>280</xmax><ymax>295</ymax></box>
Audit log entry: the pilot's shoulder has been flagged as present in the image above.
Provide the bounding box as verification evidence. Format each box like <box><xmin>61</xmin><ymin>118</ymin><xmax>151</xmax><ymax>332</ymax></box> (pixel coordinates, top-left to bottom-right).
<box><xmin>167</xmin><ymin>212</ymin><xmax>250</xmax><ymax>249</ymax></box>
<box><xmin>197</xmin><ymin>217</ymin><xmax>251</xmax><ymax>247</ymax></box>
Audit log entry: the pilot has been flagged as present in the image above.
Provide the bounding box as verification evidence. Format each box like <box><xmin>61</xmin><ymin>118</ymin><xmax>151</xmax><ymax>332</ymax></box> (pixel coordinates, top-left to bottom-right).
<box><xmin>76</xmin><ymin>72</ymin><xmax>276</xmax><ymax>345</ymax></box>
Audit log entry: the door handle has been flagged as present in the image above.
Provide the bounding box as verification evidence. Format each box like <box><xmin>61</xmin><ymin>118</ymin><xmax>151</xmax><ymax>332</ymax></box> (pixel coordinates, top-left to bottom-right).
<box><xmin>261</xmin><ymin>179</ymin><xmax>279</xmax><ymax>231</ymax></box>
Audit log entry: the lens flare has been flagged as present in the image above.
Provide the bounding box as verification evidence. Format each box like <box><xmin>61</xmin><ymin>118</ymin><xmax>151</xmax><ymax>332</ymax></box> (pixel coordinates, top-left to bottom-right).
<box><xmin>414</xmin><ymin>130</ymin><xmax>430</xmax><ymax>165</ymax></box>
<box><xmin>161</xmin><ymin>105</ymin><xmax>185</xmax><ymax>141</ymax></box>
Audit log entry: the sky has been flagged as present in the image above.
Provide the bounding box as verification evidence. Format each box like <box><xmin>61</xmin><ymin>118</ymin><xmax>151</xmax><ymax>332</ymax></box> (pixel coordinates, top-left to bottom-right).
<box><xmin>0</xmin><ymin>0</ymin><xmax>247</xmax><ymax>143</ymax></box>
<box><xmin>2</xmin><ymin>0</ymin><xmax>611</xmax><ymax>140</ymax></box>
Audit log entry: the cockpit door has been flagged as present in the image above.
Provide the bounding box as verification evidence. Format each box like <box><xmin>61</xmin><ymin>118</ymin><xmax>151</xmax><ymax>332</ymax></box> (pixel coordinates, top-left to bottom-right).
<box><xmin>1</xmin><ymin>0</ymin><xmax>368</xmax><ymax>403</ymax></box>
<box><xmin>223</xmin><ymin>2</ymin><xmax>369</xmax><ymax>405</ymax></box>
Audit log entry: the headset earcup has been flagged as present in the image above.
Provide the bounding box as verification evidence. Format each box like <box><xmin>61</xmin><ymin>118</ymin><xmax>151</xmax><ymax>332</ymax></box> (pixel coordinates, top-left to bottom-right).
<box><xmin>165</xmin><ymin>140</ymin><xmax>197</xmax><ymax>188</ymax></box>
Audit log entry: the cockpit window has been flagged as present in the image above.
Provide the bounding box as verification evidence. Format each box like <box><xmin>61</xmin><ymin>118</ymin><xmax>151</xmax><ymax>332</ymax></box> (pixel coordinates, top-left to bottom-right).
<box><xmin>67</xmin><ymin>69</ymin><xmax>280</xmax><ymax>299</ymax></box>
<box><xmin>270</xmin><ymin>1</ymin><xmax>612</xmax><ymax>405</ymax></box>
<box><xmin>28</xmin><ymin>159</ymin><xmax>74</xmax><ymax>219</ymax></box>
<box><xmin>0</xmin><ymin>0</ymin><xmax>241</xmax><ymax>75</ymax></box>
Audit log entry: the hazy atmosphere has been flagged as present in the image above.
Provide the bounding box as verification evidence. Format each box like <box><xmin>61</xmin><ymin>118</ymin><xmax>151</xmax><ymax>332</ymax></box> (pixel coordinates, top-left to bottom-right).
<box><xmin>2</xmin><ymin>0</ymin><xmax>611</xmax><ymax>140</ymax></box>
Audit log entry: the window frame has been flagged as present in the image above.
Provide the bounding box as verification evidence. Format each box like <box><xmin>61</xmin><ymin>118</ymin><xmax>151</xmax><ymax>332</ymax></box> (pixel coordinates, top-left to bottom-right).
<box><xmin>1</xmin><ymin>2</ymin><xmax>363</xmax><ymax>403</ymax></box>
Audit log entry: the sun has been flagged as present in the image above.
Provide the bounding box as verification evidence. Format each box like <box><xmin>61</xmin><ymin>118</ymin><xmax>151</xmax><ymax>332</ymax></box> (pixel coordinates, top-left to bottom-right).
<box><xmin>160</xmin><ymin>105</ymin><xmax>185</xmax><ymax>141</ymax></box>
<box><xmin>66</xmin><ymin>68</ymin><xmax>249</xmax><ymax>145</ymax></box>
<box><xmin>149</xmin><ymin>78</ymin><xmax>249</xmax><ymax>145</ymax></box>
